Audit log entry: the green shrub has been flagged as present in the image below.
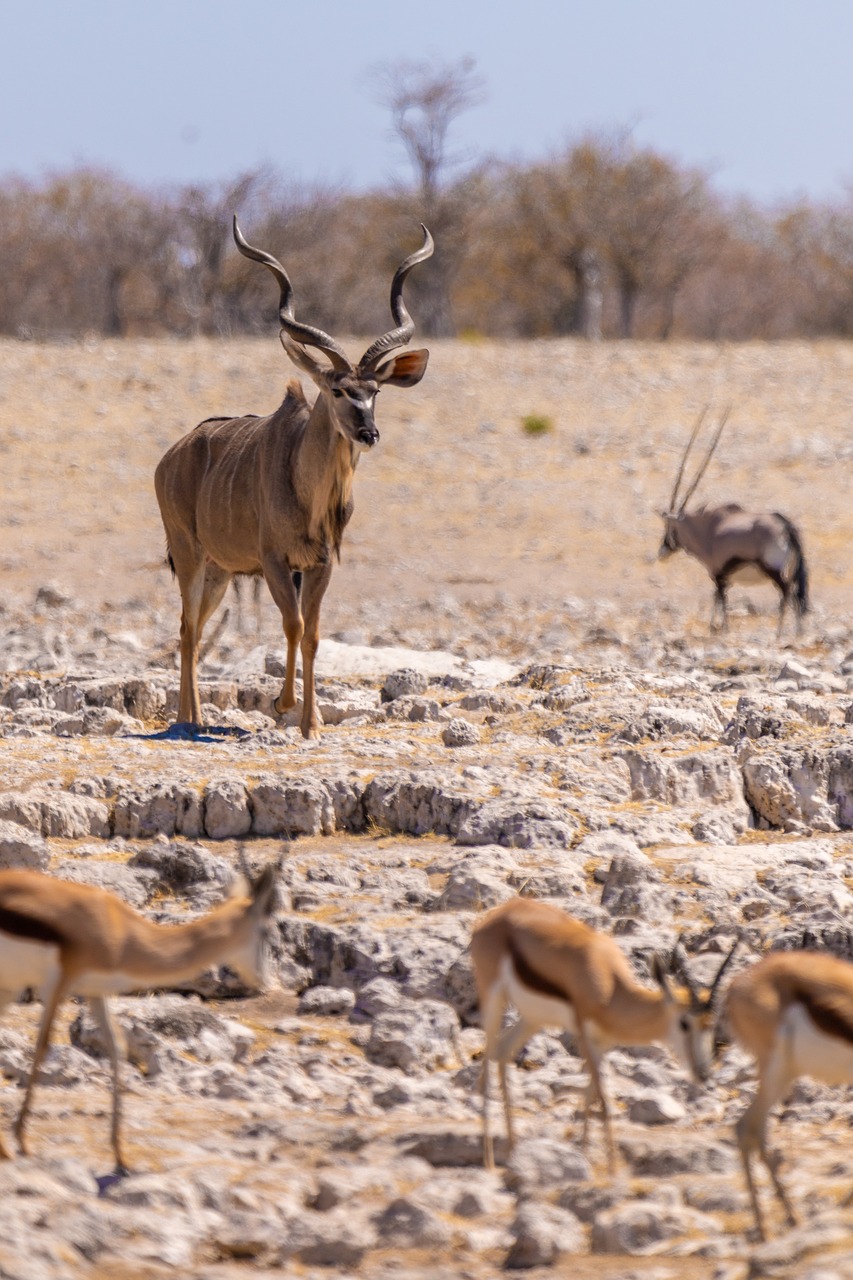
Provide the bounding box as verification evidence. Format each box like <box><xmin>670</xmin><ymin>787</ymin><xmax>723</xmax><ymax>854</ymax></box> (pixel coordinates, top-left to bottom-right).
<box><xmin>521</xmin><ymin>413</ymin><xmax>554</xmax><ymax>436</ymax></box>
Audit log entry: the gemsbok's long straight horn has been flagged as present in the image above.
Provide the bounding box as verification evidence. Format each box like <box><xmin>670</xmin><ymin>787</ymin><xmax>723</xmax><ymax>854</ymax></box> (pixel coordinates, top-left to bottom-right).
<box><xmin>678</xmin><ymin>405</ymin><xmax>732</xmax><ymax>514</ymax></box>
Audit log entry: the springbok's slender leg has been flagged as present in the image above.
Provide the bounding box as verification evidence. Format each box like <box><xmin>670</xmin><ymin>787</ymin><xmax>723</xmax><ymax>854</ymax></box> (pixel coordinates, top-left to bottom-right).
<box><xmin>0</xmin><ymin>990</ymin><xmax>14</xmax><ymax>1158</ymax></box>
<box><xmin>298</xmin><ymin>565</ymin><xmax>333</xmax><ymax>739</ymax></box>
<box><xmin>494</xmin><ymin>1016</ymin><xmax>538</xmax><ymax>1159</ymax></box>
<box><xmin>479</xmin><ymin>991</ymin><xmax>504</xmax><ymax>1171</ymax></box>
<box><xmin>262</xmin><ymin>556</ymin><xmax>304</xmax><ymax>720</ymax></box>
<box><xmin>479</xmin><ymin>994</ymin><xmax>535</xmax><ymax>1170</ymax></box>
<box><xmin>736</xmin><ymin>1058</ymin><xmax>799</xmax><ymax>1241</ymax></box>
<box><xmin>14</xmin><ymin>976</ymin><xmax>68</xmax><ymax>1155</ymax></box>
<box><xmin>576</xmin><ymin>1028</ymin><xmax>615</xmax><ymax>1173</ymax></box>
<box><xmin>89</xmin><ymin>997</ymin><xmax>130</xmax><ymax>1174</ymax></box>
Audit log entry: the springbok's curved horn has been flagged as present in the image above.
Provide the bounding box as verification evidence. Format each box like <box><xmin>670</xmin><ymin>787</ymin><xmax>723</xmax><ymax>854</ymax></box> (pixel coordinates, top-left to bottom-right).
<box><xmin>236</xmin><ymin>842</ymin><xmax>254</xmax><ymax>884</ymax></box>
<box><xmin>669</xmin><ymin>406</ymin><xmax>708</xmax><ymax>512</ymax></box>
<box><xmin>359</xmin><ymin>225</ymin><xmax>434</xmax><ymax>373</ymax></box>
<box><xmin>707</xmin><ymin>936</ymin><xmax>741</xmax><ymax>1014</ymax></box>
<box><xmin>678</xmin><ymin>405</ymin><xmax>732</xmax><ymax>514</ymax></box>
<box><xmin>671</xmin><ymin>935</ymin><xmax>702</xmax><ymax>1008</ymax></box>
<box><xmin>233</xmin><ymin>216</ymin><xmax>351</xmax><ymax>372</ymax></box>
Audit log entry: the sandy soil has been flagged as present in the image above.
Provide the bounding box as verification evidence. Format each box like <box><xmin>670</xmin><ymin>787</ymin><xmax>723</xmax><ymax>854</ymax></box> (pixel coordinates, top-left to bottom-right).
<box><xmin>4</xmin><ymin>336</ymin><xmax>853</xmax><ymax>1279</ymax></box>
<box><xmin>3</xmin><ymin>336</ymin><xmax>853</xmax><ymax>647</ymax></box>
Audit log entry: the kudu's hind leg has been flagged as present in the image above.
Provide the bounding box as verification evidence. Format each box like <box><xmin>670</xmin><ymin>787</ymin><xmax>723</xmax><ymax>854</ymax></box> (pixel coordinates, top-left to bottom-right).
<box><xmin>176</xmin><ymin>556</ymin><xmax>231</xmax><ymax>724</ymax></box>
<box><xmin>174</xmin><ymin>550</ymin><xmax>207</xmax><ymax>725</ymax></box>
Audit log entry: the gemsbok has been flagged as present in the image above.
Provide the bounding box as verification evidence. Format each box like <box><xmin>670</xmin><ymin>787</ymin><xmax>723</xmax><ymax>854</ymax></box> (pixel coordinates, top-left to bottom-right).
<box><xmin>470</xmin><ymin>897</ymin><xmax>738</xmax><ymax>1171</ymax></box>
<box><xmin>155</xmin><ymin>217</ymin><xmax>433</xmax><ymax>738</ymax></box>
<box><xmin>0</xmin><ymin>860</ymin><xmax>279</xmax><ymax>1172</ymax></box>
<box><xmin>725</xmin><ymin>947</ymin><xmax>853</xmax><ymax>1240</ymax></box>
<box><xmin>658</xmin><ymin>409</ymin><xmax>809</xmax><ymax>636</ymax></box>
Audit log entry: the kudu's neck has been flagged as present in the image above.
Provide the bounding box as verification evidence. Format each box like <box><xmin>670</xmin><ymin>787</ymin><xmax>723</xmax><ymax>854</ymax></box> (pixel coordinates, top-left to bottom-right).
<box><xmin>293</xmin><ymin>392</ymin><xmax>356</xmax><ymax>551</ymax></box>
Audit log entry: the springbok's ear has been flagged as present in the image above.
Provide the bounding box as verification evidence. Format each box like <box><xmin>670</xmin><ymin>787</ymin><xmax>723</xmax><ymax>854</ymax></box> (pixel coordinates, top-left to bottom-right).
<box><xmin>279</xmin><ymin>331</ymin><xmax>330</xmax><ymax>384</ymax></box>
<box><xmin>373</xmin><ymin>348</ymin><xmax>429</xmax><ymax>388</ymax></box>
<box><xmin>650</xmin><ymin>953</ymin><xmax>675</xmax><ymax>998</ymax></box>
<box><xmin>251</xmin><ymin>863</ymin><xmax>279</xmax><ymax>914</ymax></box>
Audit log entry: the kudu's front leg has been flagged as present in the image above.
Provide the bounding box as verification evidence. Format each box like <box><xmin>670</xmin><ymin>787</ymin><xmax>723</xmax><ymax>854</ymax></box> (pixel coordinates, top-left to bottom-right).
<box><xmin>298</xmin><ymin>565</ymin><xmax>333</xmax><ymax>740</ymax></box>
<box><xmin>263</xmin><ymin>558</ymin><xmax>304</xmax><ymax>721</ymax></box>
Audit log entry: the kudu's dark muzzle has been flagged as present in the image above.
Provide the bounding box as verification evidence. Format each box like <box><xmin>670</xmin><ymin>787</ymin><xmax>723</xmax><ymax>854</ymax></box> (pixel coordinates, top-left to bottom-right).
<box><xmin>357</xmin><ymin>426</ymin><xmax>380</xmax><ymax>447</ymax></box>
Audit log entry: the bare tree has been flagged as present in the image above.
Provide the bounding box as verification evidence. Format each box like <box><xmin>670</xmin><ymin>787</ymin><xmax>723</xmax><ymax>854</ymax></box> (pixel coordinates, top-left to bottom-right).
<box><xmin>373</xmin><ymin>55</ymin><xmax>485</xmax><ymax>336</ymax></box>
<box><xmin>177</xmin><ymin>170</ymin><xmax>272</xmax><ymax>335</ymax></box>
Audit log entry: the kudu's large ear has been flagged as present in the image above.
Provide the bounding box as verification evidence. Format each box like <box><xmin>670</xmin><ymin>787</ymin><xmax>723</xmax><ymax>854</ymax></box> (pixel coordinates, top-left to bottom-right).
<box><xmin>373</xmin><ymin>348</ymin><xmax>430</xmax><ymax>388</ymax></box>
<box><xmin>278</xmin><ymin>331</ymin><xmax>335</xmax><ymax>384</ymax></box>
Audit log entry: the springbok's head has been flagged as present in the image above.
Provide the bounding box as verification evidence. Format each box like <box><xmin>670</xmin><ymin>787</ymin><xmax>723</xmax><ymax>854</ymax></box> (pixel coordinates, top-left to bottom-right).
<box><xmin>233</xmin><ymin>217</ymin><xmax>432</xmax><ymax>453</ymax></box>
<box><xmin>227</xmin><ymin>856</ymin><xmax>282</xmax><ymax>991</ymax></box>
<box><xmin>651</xmin><ymin>936</ymin><xmax>740</xmax><ymax>1083</ymax></box>
<box><xmin>659</xmin><ymin>407</ymin><xmax>730</xmax><ymax>559</ymax></box>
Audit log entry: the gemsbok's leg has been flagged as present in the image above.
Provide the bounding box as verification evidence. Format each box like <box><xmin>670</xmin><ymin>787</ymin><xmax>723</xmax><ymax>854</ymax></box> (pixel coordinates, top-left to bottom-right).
<box><xmin>776</xmin><ymin>592</ymin><xmax>788</xmax><ymax>640</ymax></box>
<box><xmin>14</xmin><ymin>977</ymin><xmax>68</xmax><ymax>1155</ymax></box>
<box><xmin>89</xmin><ymin>997</ymin><xmax>130</xmax><ymax>1174</ymax></box>
<box><xmin>262</xmin><ymin>556</ymin><xmax>304</xmax><ymax>719</ymax></box>
<box><xmin>712</xmin><ymin>578</ymin><xmax>729</xmax><ymax>633</ymax></box>
<box><xmin>298</xmin><ymin>565</ymin><xmax>333</xmax><ymax>739</ymax></box>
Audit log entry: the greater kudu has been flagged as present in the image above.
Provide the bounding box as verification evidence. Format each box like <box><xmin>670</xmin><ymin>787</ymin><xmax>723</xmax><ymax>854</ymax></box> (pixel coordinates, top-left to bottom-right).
<box><xmin>155</xmin><ymin>218</ymin><xmax>433</xmax><ymax>737</ymax></box>
<box><xmin>658</xmin><ymin>410</ymin><xmax>809</xmax><ymax>636</ymax></box>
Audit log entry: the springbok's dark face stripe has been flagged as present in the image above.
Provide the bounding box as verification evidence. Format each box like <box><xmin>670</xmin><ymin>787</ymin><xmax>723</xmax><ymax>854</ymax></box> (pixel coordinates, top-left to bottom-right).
<box><xmin>795</xmin><ymin>987</ymin><xmax>853</xmax><ymax>1045</ymax></box>
<box><xmin>508</xmin><ymin>937</ymin><xmax>571</xmax><ymax>1004</ymax></box>
<box><xmin>0</xmin><ymin>906</ymin><xmax>64</xmax><ymax>945</ymax></box>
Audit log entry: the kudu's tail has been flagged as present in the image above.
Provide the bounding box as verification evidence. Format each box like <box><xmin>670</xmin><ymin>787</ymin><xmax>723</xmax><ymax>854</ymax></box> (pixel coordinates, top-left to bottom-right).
<box><xmin>774</xmin><ymin>513</ymin><xmax>809</xmax><ymax>615</ymax></box>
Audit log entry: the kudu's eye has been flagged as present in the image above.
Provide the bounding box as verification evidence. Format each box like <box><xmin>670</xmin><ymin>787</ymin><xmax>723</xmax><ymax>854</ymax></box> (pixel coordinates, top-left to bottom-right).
<box><xmin>332</xmin><ymin>389</ymin><xmax>344</xmax><ymax>399</ymax></box>
<box><xmin>679</xmin><ymin>1015</ymin><xmax>690</xmax><ymax>1033</ymax></box>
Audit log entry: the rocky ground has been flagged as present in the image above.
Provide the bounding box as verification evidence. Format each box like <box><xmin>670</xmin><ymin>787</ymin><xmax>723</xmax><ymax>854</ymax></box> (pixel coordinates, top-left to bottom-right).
<box><xmin>3</xmin><ymin>337</ymin><xmax>853</xmax><ymax>1279</ymax></box>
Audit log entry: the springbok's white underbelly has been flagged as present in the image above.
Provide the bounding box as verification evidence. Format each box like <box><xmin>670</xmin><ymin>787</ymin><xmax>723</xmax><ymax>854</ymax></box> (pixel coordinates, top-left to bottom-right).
<box><xmin>500</xmin><ymin>954</ymin><xmax>579</xmax><ymax>1035</ymax></box>
<box><xmin>784</xmin><ymin>1003</ymin><xmax>853</xmax><ymax>1085</ymax></box>
<box><xmin>0</xmin><ymin>934</ymin><xmax>61</xmax><ymax>998</ymax></box>
<box><xmin>72</xmin><ymin>971</ymin><xmax>155</xmax><ymax>997</ymax></box>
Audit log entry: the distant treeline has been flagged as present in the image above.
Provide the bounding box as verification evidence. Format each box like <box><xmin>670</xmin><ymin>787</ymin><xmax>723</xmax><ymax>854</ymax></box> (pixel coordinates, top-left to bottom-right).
<box><xmin>2</xmin><ymin>140</ymin><xmax>853</xmax><ymax>341</ymax></box>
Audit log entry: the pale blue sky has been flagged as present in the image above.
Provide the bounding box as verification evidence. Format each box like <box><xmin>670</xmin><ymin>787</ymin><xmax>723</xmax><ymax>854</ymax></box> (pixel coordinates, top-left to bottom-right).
<box><xmin>4</xmin><ymin>0</ymin><xmax>853</xmax><ymax>204</ymax></box>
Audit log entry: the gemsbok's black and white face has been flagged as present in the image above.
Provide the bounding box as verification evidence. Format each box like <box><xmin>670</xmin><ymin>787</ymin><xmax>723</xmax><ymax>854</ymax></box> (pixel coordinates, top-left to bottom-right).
<box><xmin>657</xmin><ymin>511</ymin><xmax>681</xmax><ymax>558</ymax></box>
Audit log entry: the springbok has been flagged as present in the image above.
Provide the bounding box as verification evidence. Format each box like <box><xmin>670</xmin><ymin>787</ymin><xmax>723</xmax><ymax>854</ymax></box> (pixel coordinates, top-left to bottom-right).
<box><xmin>155</xmin><ymin>217</ymin><xmax>433</xmax><ymax>738</ymax></box>
<box><xmin>725</xmin><ymin>947</ymin><xmax>853</xmax><ymax>1240</ymax></box>
<box><xmin>470</xmin><ymin>897</ymin><xmax>738</xmax><ymax>1171</ymax></box>
<box><xmin>0</xmin><ymin>860</ymin><xmax>279</xmax><ymax>1173</ymax></box>
<box><xmin>658</xmin><ymin>409</ymin><xmax>809</xmax><ymax>636</ymax></box>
